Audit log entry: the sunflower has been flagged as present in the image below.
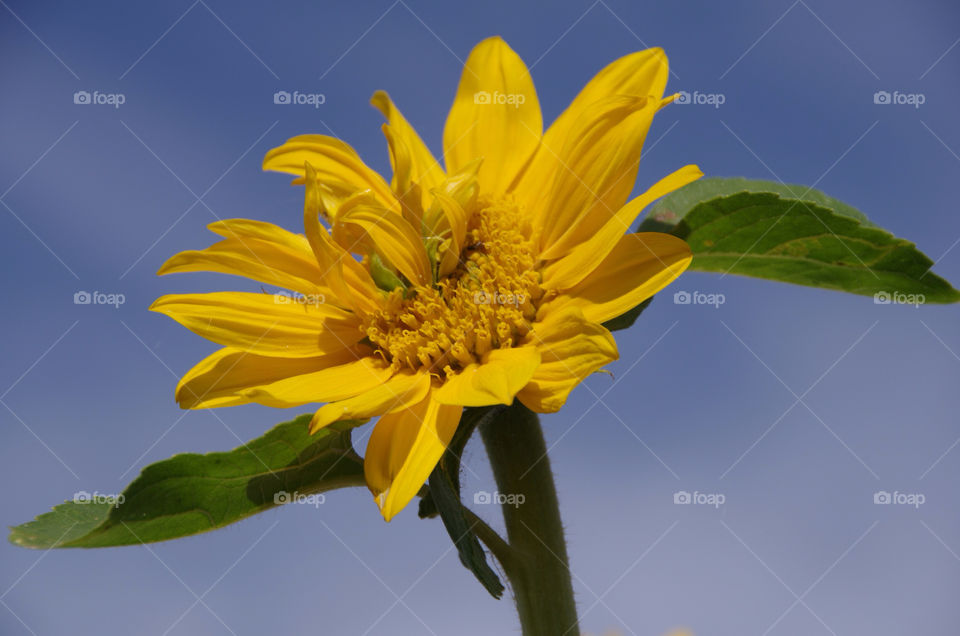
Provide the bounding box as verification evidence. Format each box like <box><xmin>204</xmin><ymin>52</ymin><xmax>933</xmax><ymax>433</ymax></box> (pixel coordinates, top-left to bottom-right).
<box><xmin>151</xmin><ymin>37</ymin><xmax>701</xmax><ymax>521</ymax></box>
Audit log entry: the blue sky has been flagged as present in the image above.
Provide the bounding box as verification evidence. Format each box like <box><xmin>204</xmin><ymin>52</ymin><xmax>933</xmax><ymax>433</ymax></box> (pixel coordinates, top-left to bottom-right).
<box><xmin>2</xmin><ymin>1</ymin><xmax>959</xmax><ymax>634</ymax></box>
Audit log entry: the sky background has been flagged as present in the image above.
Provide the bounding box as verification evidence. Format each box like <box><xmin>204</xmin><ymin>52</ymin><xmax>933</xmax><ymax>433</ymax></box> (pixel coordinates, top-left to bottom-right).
<box><xmin>2</xmin><ymin>1</ymin><xmax>960</xmax><ymax>634</ymax></box>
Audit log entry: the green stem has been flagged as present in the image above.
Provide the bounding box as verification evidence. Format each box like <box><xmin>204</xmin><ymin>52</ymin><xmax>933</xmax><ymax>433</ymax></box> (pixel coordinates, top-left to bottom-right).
<box><xmin>480</xmin><ymin>402</ymin><xmax>579</xmax><ymax>636</ymax></box>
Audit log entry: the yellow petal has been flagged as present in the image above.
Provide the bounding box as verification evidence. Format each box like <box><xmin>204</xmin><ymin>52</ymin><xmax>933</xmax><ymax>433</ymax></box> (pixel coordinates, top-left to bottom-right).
<box><xmin>334</xmin><ymin>203</ymin><xmax>432</xmax><ymax>286</ymax></box>
<box><xmin>241</xmin><ymin>357</ymin><xmax>394</xmax><ymax>408</ymax></box>
<box><xmin>158</xmin><ymin>232</ymin><xmax>330</xmax><ymax>300</ymax></box>
<box><xmin>541</xmin><ymin>47</ymin><xmax>668</xmax><ymax>144</ymax></box>
<box><xmin>303</xmin><ymin>166</ymin><xmax>358</xmax><ymax>287</ymax></box>
<box><xmin>380</xmin><ymin>123</ymin><xmax>425</xmax><ymax>227</ymax></box>
<box><xmin>443</xmin><ymin>36</ymin><xmax>542</xmax><ymax>194</ymax></box>
<box><xmin>207</xmin><ymin>218</ymin><xmax>313</xmax><ymax>252</ymax></box>
<box><xmin>150</xmin><ymin>292</ymin><xmax>359</xmax><ymax>358</ymax></box>
<box><xmin>263</xmin><ymin>134</ymin><xmax>397</xmax><ymax>211</ymax></box>
<box><xmin>428</xmin><ymin>189</ymin><xmax>469</xmax><ymax>278</ymax></box>
<box><xmin>309</xmin><ymin>371</ymin><xmax>431</xmax><ymax>434</ymax></box>
<box><xmin>175</xmin><ymin>347</ymin><xmax>372</xmax><ymax>409</ymax></box>
<box><xmin>436</xmin><ymin>157</ymin><xmax>482</xmax><ymax>210</ymax></box>
<box><xmin>364</xmin><ymin>393</ymin><xmax>462</xmax><ymax>521</ymax></box>
<box><xmin>303</xmin><ymin>164</ymin><xmax>382</xmax><ymax>316</ymax></box>
<box><xmin>541</xmin><ymin>165</ymin><xmax>702</xmax><ymax>289</ymax></box>
<box><xmin>371</xmin><ymin>90</ymin><xmax>445</xmax><ymax>208</ymax></box>
<box><xmin>339</xmin><ymin>254</ymin><xmax>382</xmax><ymax>316</ymax></box>
<box><xmin>516</xmin><ymin>308</ymin><xmax>618</xmax><ymax>413</ymax></box>
<box><xmin>544</xmin><ymin>233</ymin><xmax>692</xmax><ymax>324</ymax></box>
<box><xmin>532</xmin><ymin>95</ymin><xmax>661</xmax><ymax>258</ymax></box>
<box><xmin>512</xmin><ymin>47</ymin><xmax>669</xmax><ymax>209</ymax></box>
<box><xmin>434</xmin><ymin>346</ymin><xmax>541</xmax><ymax>406</ymax></box>
<box><xmin>420</xmin><ymin>159</ymin><xmax>481</xmax><ymax>277</ymax></box>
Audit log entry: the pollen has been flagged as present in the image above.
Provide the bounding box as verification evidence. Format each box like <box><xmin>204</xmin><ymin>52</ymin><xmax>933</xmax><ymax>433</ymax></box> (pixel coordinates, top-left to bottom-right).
<box><xmin>363</xmin><ymin>198</ymin><xmax>542</xmax><ymax>376</ymax></box>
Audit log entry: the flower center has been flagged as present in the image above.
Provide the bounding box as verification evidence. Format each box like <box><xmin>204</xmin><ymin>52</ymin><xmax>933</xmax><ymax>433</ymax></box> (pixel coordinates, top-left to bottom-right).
<box><xmin>362</xmin><ymin>198</ymin><xmax>541</xmax><ymax>376</ymax></box>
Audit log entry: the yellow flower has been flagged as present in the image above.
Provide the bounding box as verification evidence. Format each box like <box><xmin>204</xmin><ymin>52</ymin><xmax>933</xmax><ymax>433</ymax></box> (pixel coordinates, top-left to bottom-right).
<box><xmin>151</xmin><ymin>37</ymin><xmax>701</xmax><ymax>521</ymax></box>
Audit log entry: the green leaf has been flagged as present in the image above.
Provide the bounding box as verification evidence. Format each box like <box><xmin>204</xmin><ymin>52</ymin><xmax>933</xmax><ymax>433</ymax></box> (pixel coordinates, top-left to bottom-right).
<box><xmin>10</xmin><ymin>415</ymin><xmax>365</xmax><ymax>549</ymax></box>
<box><xmin>642</xmin><ymin>177</ymin><xmax>960</xmax><ymax>302</ymax></box>
<box><xmin>645</xmin><ymin>177</ymin><xmax>875</xmax><ymax>228</ymax></box>
<box><xmin>420</xmin><ymin>407</ymin><xmax>505</xmax><ymax>599</ymax></box>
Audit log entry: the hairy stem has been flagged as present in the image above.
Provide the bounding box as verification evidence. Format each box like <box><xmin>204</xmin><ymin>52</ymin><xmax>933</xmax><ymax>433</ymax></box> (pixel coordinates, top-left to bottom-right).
<box><xmin>480</xmin><ymin>402</ymin><xmax>579</xmax><ymax>636</ymax></box>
